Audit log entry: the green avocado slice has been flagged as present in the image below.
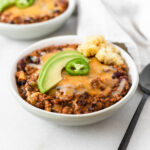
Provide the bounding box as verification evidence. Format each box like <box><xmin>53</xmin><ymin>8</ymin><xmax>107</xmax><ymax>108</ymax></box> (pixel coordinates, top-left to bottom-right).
<box><xmin>38</xmin><ymin>51</ymin><xmax>89</xmax><ymax>93</ymax></box>
<box><xmin>0</xmin><ymin>0</ymin><xmax>15</xmax><ymax>12</ymax></box>
<box><xmin>38</xmin><ymin>50</ymin><xmax>89</xmax><ymax>82</ymax></box>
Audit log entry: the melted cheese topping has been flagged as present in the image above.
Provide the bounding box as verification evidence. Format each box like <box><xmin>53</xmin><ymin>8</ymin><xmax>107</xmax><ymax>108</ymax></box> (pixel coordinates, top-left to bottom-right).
<box><xmin>3</xmin><ymin>0</ymin><xmax>54</xmax><ymax>18</ymax></box>
<box><xmin>41</xmin><ymin>51</ymin><xmax>118</xmax><ymax>97</ymax></box>
<box><xmin>52</xmin><ymin>58</ymin><xmax>118</xmax><ymax>96</ymax></box>
<box><xmin>41</xmin><ymin>52</ymin><xmax>57</xmax><ymax>64</ymax></box>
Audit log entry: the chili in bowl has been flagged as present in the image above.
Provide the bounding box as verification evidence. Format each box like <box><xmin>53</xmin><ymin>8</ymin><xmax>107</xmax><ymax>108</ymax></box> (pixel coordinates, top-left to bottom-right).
<box><xmin>0</xmin><ymin>0</ymin><xmax>75</xmax><ymax>40</ymax></box>
<box><xmin>10</xmin><ymin>35</ymin><xmax>139</xmax><ymax>126</ymax></box>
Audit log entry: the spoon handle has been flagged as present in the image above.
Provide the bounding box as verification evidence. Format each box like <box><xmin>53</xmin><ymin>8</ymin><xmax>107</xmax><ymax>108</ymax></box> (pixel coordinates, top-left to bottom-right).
<box><xmin>118</xmin><ymin>93</ymin><xmax>149</xmax><ymax>150</ymax></box>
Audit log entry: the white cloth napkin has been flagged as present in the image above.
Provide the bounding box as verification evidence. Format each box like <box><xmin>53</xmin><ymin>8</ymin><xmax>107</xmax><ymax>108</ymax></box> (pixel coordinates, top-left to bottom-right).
<box><xmin>77</xmin><ymin>0</ymin><xmax>141</xmax><ymax>70</ymax></box>
<box><xmin>135</xmin><ymin>0</ymin><xmax>150</xmax><ymax>41</ymax></box>
<box><xmin>102</xmin><ymin>0</ymin><xmax>150</xmax><ymax>42</ymax></box>
<box><xmin>100</xmin><ymin>0</ymin><xmax>150</xmax><ymax>68</ymax></box>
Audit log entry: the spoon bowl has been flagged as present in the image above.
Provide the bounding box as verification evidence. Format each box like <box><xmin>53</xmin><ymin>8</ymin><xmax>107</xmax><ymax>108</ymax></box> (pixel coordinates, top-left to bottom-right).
<box><xmin>139</xmin><ymin>64</ymin><xmax>150</xmax><ymax>94</ymax></box>
<box><xmin>118</xmin><ymin>64</ymin><xmax>150</xmax><ymax>150</ymax></box>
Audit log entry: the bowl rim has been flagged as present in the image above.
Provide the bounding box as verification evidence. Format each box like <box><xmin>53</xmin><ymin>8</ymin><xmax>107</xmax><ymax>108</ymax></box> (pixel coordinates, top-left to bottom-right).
<box><xmin>10</xmin><ymin>35</ymin><xmax>139</xmax><ymax>118</ymax></box>
<box><xmin>0</xmin><ymin>0</ymin><xmax>75</xmax><ymax>28</ymax></box>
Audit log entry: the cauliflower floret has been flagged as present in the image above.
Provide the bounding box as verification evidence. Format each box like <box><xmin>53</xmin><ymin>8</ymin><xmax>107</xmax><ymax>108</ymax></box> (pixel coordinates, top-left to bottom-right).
<box><xmin>77</xmin><ymin>35</ymin><xmax>106</xmax><ymax>57</ymax></box>
<box><xmin>77</xmin><ymin>43</ymin><xmax>99</xmax><ymax>57</ymax></box>
<box><xmin>77</xmin><ymin>35</ymin><xmax>124</xmax><ymax>65</ymax></box>
<box><xmin>100</xmin><ymin>43</ymin><xmax>120</xmax><ymax>53</ymax></box>
<box><xmin>87</xmin><ymin>35</ymin><xmax>106</xmax><ymax>47</ymax></box>
<box><xmin>96</xmin><ymin>46</ymin><xmax>124</xmax><ymax>65</ymax></box>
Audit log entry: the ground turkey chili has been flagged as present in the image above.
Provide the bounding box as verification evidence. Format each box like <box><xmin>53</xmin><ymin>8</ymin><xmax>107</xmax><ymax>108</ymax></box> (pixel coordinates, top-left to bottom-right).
<box><xmin>15</xmin><ymin>40</ymin><xmax>131</xmax><ymax>114</ymax></box>
<box><xmin>0</xmin><ymin>0</ymin><xmax>68</xmax><ymax>24</ymax></box>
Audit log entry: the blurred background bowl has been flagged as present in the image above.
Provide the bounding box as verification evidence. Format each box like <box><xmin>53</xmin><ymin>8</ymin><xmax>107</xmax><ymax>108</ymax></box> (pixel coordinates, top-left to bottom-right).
<box><xmin>0</xmin><ymin>0</ymin><xmax>76</xmax><ymax>40</ymax></box>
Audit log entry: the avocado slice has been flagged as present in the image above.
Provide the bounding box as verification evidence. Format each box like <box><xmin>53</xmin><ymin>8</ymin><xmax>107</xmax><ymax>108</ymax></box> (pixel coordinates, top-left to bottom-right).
<box><xmin>38</xmin><ymin>51</ymin><xmax>89</xmax><ymax>93</ymax></box>
<box><xmin>0</xmin><ymin>0</ymin><xmax>15</xmax><ymax>12</ymax></box>
<box><xmin>38</xmin><ymin>50</ymin><xmax>88</xmax><ymax>82</ymax></box>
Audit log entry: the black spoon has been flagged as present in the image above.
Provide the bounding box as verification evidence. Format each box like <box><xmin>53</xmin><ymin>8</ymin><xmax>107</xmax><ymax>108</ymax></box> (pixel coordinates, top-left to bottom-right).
<box><xmin>118</xmin><ymin>64</ymin><xmax>150</xmax><ymax>150</ymax></box>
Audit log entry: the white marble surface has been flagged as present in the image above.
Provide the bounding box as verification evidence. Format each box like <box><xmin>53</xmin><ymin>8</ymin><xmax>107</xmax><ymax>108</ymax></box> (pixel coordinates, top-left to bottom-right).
<box><xmin>0</xmin><ymin>13</ymin><xmax>150</xmax><ymax>150</ymax></box>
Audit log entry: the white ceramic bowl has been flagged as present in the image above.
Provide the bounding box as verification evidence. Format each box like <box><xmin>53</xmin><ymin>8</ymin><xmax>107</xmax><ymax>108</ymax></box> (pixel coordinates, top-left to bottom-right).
<box><xmin>0</xmin><ymin>0</ymin><xmax>75</xmax><ymax>40</ymax></box>
<box><xmin>10</xmin><ymin>35</ymin><xmax>139</xmax><ymax>126</ymax></box>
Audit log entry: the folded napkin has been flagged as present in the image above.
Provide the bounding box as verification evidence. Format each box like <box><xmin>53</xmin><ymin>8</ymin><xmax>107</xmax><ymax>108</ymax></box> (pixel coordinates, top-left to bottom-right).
<box><xmin>99</xmin><ymin>0</ymin><xmax>150</xmax><ymax>68</ymax></box>
<box><xmin>135</xmin><ymin>0</ymin><xmax>150</xmax><ymax>41</ymax></box>
<box><xmin>77</xmin><ymin>0</ymin><xmax>141</xmax><ymax>71</ymax></box>
<box><xmin>102</xmin><ymin>0</ymin><xmax>150</xmax><ymax>42</ymax></box>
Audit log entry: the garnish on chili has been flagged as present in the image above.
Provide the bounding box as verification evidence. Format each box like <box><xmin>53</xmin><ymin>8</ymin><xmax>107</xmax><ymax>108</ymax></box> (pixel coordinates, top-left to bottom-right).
<box><xmin>65</xmin><ymin>58</ymin><xmax>90</xmax><ymax>76</ymax></box>
<box><xmin>0</xmin><ymin>0</ymin><xmax>14</xmax><ymax>12</ymax></box>
<box><xmin>15</xmin><ymin>0</ymin><xmax>34</xmax><ymax>8</ymax></box>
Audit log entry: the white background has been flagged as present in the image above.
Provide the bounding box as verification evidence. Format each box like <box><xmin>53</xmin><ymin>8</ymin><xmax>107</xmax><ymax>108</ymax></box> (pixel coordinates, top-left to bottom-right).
<box><xmin>0</xmin><ymin>6</ymin><xmax>150</xmax><ymax>150</ymax></box>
